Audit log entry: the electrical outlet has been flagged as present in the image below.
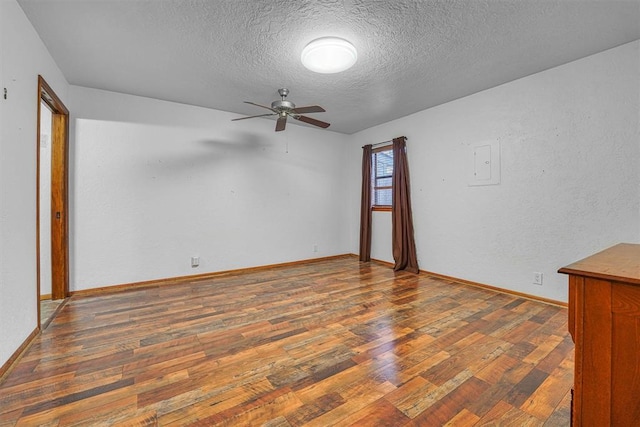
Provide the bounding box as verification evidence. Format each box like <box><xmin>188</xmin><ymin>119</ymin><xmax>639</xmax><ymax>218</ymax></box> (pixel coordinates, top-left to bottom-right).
<box><xmin>191</xmin><ymin>256</ymin><xmax>200</xmax><ymax>268</ymax></box>
<box><xmin>533</xmin><ymin>272</ymin><xmax>543</xmax><ymax>285</ymax></box>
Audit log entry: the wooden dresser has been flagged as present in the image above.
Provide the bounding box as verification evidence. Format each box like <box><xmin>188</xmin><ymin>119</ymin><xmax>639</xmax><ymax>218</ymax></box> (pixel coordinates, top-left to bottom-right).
<box><xmin>559</xmin><ymin>243</ymin><xmax>640</xmax><ymax>426</ymax></box>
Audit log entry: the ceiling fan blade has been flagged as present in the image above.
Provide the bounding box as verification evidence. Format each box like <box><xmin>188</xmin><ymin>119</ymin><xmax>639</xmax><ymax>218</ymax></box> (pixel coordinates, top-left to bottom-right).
<box><xmin>275</xmin><ymin>115</ymin><xmax>287</xmax><ymax>132</ymax></box>
<box><xmin>231</xmin><ymin>113</ymin><xmax>277</xmax><ymax>121</ymax></box>
<box><xmin>291</xmin><ymin>105</ymin><xmax>325</xmax><ymax>114</ymax></box>
<box><xmin>244</xmin><ymin>101</ymin><xmax>276</xmax><ymax>112</ymax></box>
<box><xmin>294</xmin><ymin>115</ymin><xmax>330</xmax><ymax>129</ymax></box>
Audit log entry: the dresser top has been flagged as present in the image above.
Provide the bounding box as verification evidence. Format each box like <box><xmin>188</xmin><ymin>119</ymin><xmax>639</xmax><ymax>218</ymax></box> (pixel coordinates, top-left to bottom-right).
<box><xmin>558</xmin><ymin>243</ymin><xmax>640</xmax><ymax>285</ymax></box>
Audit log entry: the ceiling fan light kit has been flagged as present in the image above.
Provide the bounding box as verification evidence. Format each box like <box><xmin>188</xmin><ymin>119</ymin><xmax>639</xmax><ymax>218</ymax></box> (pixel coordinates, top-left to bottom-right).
<box><xmin>301</xmin><ymin>37</ymin><xmax>357</xmax><ymax>74</ymax></box>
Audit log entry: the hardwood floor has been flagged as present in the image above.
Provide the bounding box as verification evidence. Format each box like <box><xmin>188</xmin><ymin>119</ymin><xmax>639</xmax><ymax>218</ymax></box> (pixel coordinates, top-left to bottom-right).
<box><xmin>0</xmin><ymin>257</ymin><xmax>573</xmax><ymax>426</ymax></box>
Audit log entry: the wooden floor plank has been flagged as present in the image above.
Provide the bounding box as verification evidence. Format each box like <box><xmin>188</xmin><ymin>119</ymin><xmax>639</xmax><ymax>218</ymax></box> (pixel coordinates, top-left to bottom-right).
<box><xmin>443</xmin><ymin>408</ymin><xmax>481</xmax><ymax>426</ymax></box>
<box><xmin>0</xmin><ymin>258</ymin><xmax>573</xmax><ymax>425</ymax></box>
<box><xmin>408</xmin><ymin>376</ymin><xmax>490</xmax><ymax>425</ymax></box>
<box><xmin>333</xmin><ymin>397</ymin><xmax>410</xmax><ymax>427</ymax></box>
<box><xmin>519</xmin><ymin>357</ymin><xmax>574</xmax><ymax>421</ymax></box>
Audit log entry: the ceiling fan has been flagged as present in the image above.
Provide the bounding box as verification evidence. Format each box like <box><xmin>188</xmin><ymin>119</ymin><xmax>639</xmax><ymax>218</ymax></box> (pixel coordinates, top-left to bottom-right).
<box><xmin>232</xmin><ymin>88</ymin><xmax>330</xmax><ymax>132</ymax></box>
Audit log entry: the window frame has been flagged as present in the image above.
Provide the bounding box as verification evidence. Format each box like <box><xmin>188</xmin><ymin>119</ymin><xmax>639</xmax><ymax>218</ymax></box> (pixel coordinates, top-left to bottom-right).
<box><xmin>371</xmin><ymin>145</ymin><xmax>393</xmax><ymax>211</ymax></box>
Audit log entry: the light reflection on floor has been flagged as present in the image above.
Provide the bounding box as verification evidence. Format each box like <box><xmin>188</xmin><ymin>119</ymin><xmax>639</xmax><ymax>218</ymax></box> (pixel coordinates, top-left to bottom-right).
<box><xmin>41</xmin><ymin>299</ymin><xmax>65</xmax><ymax>329</ymax></box>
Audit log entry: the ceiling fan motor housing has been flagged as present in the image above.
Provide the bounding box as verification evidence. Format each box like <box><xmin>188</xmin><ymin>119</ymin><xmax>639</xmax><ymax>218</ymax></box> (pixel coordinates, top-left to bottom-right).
<box><xmin>271</xmin><ymin>99</ymin><xmax>295</xmax><ymax>111</ymax></box>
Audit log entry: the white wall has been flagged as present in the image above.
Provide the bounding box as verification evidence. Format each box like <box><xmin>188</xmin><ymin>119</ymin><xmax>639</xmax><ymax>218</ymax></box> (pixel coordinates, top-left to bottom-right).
<box><xmin>348</xmin><ymin>41</ymin><xmax>640</xmax><ymax>303</ymax></box>
<box><xmin>38</xmin><ymin>103</ymin><xmax>52</xmax><ymax>296</ymax></box>
<box><xmin>68</xmin><ymin>86</ymin><xmax>350</xmax><ymax>291</ymax></box>
<box><xmin>0</xmin><ymin>0</ymin><xmax>68</xmax><ymax>367</ymax></box>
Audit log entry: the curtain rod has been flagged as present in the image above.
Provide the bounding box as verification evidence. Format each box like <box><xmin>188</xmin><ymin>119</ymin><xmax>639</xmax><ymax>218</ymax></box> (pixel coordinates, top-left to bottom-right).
<box><xmin>363</xmin><ymin>136</ymin><xmax>407</xmax><ymax>149</ymax></box>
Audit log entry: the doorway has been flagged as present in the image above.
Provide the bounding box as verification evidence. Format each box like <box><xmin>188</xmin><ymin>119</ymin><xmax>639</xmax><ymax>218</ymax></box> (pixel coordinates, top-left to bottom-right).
<box><xmin>37</xmin><ymin>76</ymin><xmax>69</xmax><ymax>328</ymax></box>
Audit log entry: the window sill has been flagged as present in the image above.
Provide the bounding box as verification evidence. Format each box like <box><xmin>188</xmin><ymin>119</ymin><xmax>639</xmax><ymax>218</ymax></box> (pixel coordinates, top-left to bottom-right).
<box><xmin>372</xmin><ymin>206</ymin><xmax>392</xmax><ymax>212</ymax></box>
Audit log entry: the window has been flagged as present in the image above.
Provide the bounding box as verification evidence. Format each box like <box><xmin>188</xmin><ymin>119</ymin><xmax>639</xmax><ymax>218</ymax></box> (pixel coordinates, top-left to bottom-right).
<box><xmin>372</xmin><ymin>146</ymin><xmax>393</xmax><ymax>210</ymax></box>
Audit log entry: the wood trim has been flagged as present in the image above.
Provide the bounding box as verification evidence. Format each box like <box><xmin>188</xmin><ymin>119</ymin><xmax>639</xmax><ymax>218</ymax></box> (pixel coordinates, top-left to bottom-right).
<box><xmin>39</xmin><ymin>76</ymin><xmax>69</xmax><ymax>114</ymax></box>
<box><xmin>372</xmin><ymin>144</ymin><xmax>392</xmax><ymax>153</ymax></box>
<box><xmin>37</xmin><ymin>75</ymin><xmax>70</xmax><ymax>302</ymax></box>
<box><xmin>50</xmin><ymin>112</ymin><xmax>69</xmax><ymax>299</ymax></box>
<box><xmin>70</xmin><ymin>254</ymin><xmax>354</xmax><ymax>298</ymax></box>
<box><xmin>0</xmin><ymin>328</ymin><xmax>39</xmax><ymax>382</ymax></box>
<box><xmin>372</xmin><ymin>206</ymin><xmax>392</xmax><ymax>212</ymax></box>
<box><xmin>40</xmin><ymin>293</ymin><xmax>52</xmax><ymax>301</ymax></box>
<box><xmin>36</xmin><ymin>85</ymin><xmax>43</xmax><ymax>324</ymax></box>
<box><xmin>421</xmin><ymin>269</ymin><xmax>567</xmax><ymax>307</ymax></box>
<box><xmin>368</xmin><ymin>257</ymin><xmax>394</xmax><ymax>268</ymax></box>
<box><xmin>363</xmin><ymin>257</ymin><xmax>567</xmax><ymax>307</ymax></box>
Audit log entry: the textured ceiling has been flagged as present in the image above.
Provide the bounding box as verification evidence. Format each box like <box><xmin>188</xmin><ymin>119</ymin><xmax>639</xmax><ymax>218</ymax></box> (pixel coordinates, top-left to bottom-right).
<box><xmin>18</xmin><ymin>0</ymin><xmax>640</xmax><ymax>134</ymax></box>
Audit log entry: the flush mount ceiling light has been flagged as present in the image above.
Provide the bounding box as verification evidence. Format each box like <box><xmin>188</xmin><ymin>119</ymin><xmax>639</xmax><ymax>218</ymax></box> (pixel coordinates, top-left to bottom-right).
<box><xmin>301</xmin><ymin>37</ymin><xmax>357</xmax><ymax>74</ymax></box>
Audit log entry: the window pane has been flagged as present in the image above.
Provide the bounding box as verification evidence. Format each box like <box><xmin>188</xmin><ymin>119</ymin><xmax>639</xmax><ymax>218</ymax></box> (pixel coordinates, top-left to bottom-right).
<box><xmin>371</xmin><ymin>147</ymin><xmax>393</xmax><ymax>207</ymax></box>
<box><xmin>375</xmin><ymin>188</ymin><xmax>392</xmax><ymax>206</ymax></box>
<box><xmin>375</xmin><ymin>151</ymin><xmax>393</xmax><ymax>178</ymax></box>
<box><xmin>376</xmin><ymin>177</ymin><xmax>392</xmax><ymax>187</ymax></box>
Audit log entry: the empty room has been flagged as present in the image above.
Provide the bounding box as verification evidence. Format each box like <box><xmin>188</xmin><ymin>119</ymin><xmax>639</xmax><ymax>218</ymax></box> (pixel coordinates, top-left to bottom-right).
<box><xmin>1</xmin><ymin>0</ymin><xmax>639</xmax><ymax>425</ymax></box>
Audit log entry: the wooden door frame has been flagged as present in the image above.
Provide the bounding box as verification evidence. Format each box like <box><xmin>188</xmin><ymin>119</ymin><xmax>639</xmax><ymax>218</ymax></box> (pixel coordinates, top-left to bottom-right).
<box><xmin>37</xmin><ymin>75</ymin><xmax>69</xmax><ymax>314</ymax></box>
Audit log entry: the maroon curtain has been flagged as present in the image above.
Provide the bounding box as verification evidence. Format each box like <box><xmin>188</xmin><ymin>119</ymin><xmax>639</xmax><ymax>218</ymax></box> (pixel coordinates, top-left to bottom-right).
<box><xmin>359</xmin><ymin>144</ymin><xmax>372</xmax><ymax>262</ymax></box>
<box><xmin>391</xmin><ymin>136</ymin><xmax>419</xmax><ymax>273</ymax></box>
